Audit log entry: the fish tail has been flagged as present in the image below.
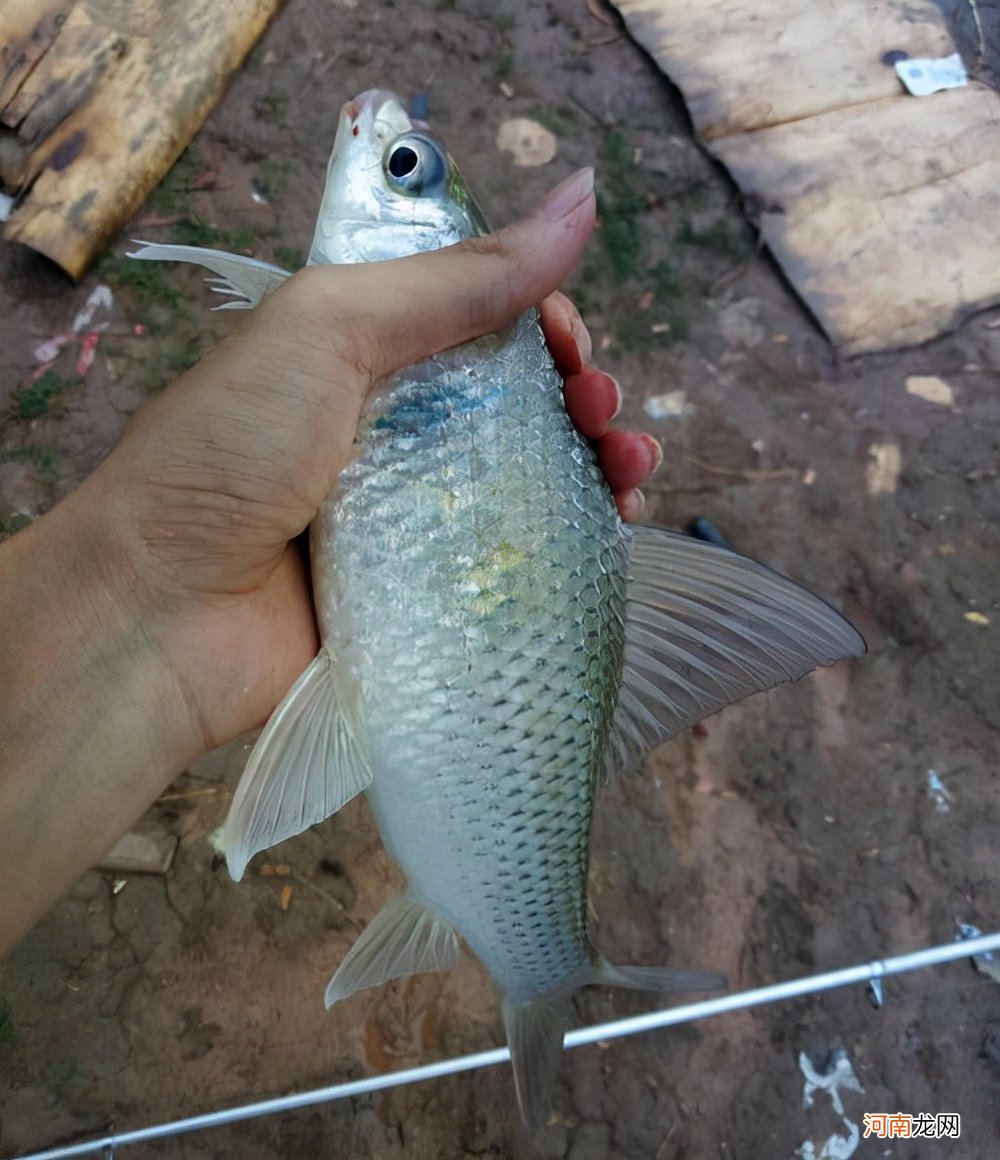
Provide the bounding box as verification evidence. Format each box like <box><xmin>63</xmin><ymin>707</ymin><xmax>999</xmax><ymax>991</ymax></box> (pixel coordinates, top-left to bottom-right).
<box><xmin>501</xmin><ymin>994</ymin><xmax>571</xmax><ymax>1131</ymax></box>
<box><xmin>594</xmin><ymin>954</ymin><xmax>727</xmax><ymax>994</ymax></box>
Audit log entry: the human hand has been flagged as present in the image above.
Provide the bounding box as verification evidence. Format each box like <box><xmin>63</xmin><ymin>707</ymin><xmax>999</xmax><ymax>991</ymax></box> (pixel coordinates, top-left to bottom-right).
<box><xmin>540</xmin><ymin>291</ymin><xmax>659</xmax><ymax>523</ymax></box>
<box><xmin>92</xmin><ymin>168</ymin><xmax>657</xmax><ymax>753</ymax></box>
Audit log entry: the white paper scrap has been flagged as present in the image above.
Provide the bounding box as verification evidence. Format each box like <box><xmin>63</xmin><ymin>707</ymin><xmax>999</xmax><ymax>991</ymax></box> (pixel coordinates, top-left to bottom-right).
<box><xmin>895</xmin><ymin>53</ymin><xmax>968</xmax><ymax>97</ymax></box>
<box><xmin>644</xmin><ymin>390</ymin><xmax>694</xmax><ymax>420</ymax></box>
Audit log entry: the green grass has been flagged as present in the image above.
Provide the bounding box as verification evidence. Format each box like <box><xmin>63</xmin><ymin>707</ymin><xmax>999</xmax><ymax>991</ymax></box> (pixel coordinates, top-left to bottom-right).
<box><xmin>0</xmin><ymin>1002</ymin><xmax>14</xmax><ymax>1045</ymax></box>
<box><xmin>596</xmin><ymin>128</ymin><xmax>647</xmax><ymax>282</ymax></box>
<box><xmin>8</xmin><ymin>444</ymin><xmax>59</xmax><ymax>486</ymax></box>
<box><xmin>7</xmin><ymin>371</ymin><xmax>78</xmax><ymax>422</ymax></box>
<box><xmin>651</xmin><ymin>258</ymin><xmax>683</xmax><ymax>299</ymax></box>
<box><xmin>171</xmin><ymin>216</ymin><xmax>259</xmax><ymax>252</ymax></box>
<box><xmin>611</xmin><ymin>303</ymin><xmax>689</xmax><ymax>354</ymax></box>
<box><xmin>149</xmin><ymin>148</ymin><xmax>201</xmax><ymax>216</ymax></box>
<box><xmin>99</xmin><ymin>254</ymin><xmax>183</xmax><ymax>308</ymax></box>
<box><xmin>273</xmin><ymin>245</ymin><xmax>304</xmax><ymax>270</ymax></box>
<box><xmin>0</xmin><ymin>513</ymin><xmax>32</xmax><ymax>540</ymax></box>
<box><xmin>252</xmin><ymin>92</ymin><xmax>289</xmax><ymax>124</ymax></box>
<box><xmin>254</xmin><ymin>158</ymin><xmax>298</xmax><ymax>202</ymax></box>
<box><xmin>137</xmin><ymin>340</ymin><xmax>202</xmax><ymax>394</ymax></box>
<box><xmin>676</xmin><ymin>219</ymin><xmax>753</xmax><ymax>261</ymax></box>
<box><xmin>569</xmin><ymin>129</ymin><xmax>701</xmax><ymax>356</ymax></box>
<box><xmin>531</xmin><ymin>104</ymin><xmax>579</xmax><ymax>138</ymax></box>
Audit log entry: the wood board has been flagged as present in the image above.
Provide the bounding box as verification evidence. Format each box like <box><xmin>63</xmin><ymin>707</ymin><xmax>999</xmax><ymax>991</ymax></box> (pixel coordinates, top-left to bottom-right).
<box><xmin>610</xmin><ymin>0</ymin><xmax>1000</xmax><ymax>354</ymax></box>
<box><xmin>0</xmin><ymin>0</ymin><xmax>282</xmax><ymax>279</ymax></box>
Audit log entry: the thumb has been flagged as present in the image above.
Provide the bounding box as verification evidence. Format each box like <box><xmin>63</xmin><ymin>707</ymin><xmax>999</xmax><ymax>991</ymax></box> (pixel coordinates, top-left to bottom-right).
<box><xmin>292</xmin><ymin>167</ymin><xmax>597</xmax><ymax>385</ymax></box>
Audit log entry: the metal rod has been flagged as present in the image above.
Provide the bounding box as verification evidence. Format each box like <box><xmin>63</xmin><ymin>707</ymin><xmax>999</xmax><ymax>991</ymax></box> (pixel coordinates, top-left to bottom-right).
<box><xmin>15</xmin><ymin>931</ymin><xmax>1000</xmax><ymax>1160</ymax></box>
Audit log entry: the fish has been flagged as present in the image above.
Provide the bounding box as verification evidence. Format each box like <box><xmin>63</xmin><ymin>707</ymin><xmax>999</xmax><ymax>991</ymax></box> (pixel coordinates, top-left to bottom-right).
<box><xmin>128</xmin><ymin>89</ymin><xmax>866</xmax><ymax>1127</ymax></box>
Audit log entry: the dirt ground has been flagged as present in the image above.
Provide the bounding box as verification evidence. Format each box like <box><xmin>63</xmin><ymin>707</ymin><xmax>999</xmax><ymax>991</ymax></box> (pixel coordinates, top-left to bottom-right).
<box><xmin>2</xmin><ymin>1</ymin><xmax>998</xmax><ymax>1158</ymax></box>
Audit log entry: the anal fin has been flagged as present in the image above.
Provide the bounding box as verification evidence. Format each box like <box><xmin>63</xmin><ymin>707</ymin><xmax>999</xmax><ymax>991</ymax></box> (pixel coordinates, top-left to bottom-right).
<box><xmin>324</xmin><ymin>895</ymin><xmax>460</xmax><ymax>1008</ymax></box>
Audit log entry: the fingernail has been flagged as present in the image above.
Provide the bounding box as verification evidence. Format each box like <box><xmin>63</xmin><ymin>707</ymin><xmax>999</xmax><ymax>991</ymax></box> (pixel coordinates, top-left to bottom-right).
<box><xmin>608</xmin><ymin>375</ymin><xmax>622</xmax><ymax>420</ymax></box>
<box><xmin>570</xmin><ymin>315</ymin><xmax>593</xmax><ymax>366</ymax></box>
<box><xmin>642</xmin><ymin>433</ymin><xmax>663</xmax><ymax>472</ymax></box>
<box><xmin>539</xmin><ymin>167</ymin><xmax>595</xmax><ymax>222</ymax></box>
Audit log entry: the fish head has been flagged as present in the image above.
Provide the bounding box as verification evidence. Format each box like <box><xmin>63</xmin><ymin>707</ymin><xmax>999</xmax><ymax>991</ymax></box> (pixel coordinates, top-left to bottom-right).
<box><xmin>309</xmin><ymin>89</ymin><xmax>490</xmax><ymax>265</ymax></box>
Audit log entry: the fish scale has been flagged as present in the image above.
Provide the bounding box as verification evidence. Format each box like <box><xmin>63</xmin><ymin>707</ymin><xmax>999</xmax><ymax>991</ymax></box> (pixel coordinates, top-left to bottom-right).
<box><xmin>316</xmin><ymin>312</ymin><xmax>621</xmax><ymax>999</ymax></box>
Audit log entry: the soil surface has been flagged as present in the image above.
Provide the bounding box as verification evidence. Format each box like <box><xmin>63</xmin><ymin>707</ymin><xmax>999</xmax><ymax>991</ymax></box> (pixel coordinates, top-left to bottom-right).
<box><xmin>2</xmin><ymin>2</ymin><xmax>998</xmax><ymax>1158</ymax></box>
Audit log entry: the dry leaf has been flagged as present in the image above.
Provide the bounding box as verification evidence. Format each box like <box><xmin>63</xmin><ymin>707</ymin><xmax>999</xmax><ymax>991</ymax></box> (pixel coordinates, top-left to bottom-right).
<box><xmin>905</xmin><ymin>374</ymin><xmax>955</xmax><ymax>408</ymax></box>
<box><xmin>964</xmin><ymin>611</ymin><xmax>990</xmax><ymax>626</ymax></box>
<box><xmin>279</xmin><ymin>884</ymin><xmax>293</xmax><ymax>910</ymax></box>
<box><xmin>866</xmin><ymin>443</ymin><xmax>902</xmax><ymax>495</ymax></box>
<box><xmin>496</xmin><ymin>118</ymin><xmax>557</xmax><ymax>167</ymax></box>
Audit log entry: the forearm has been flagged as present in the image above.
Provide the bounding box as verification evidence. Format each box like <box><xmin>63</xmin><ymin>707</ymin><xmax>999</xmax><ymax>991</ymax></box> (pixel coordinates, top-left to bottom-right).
<box><xmin>0</xmin><ymin>479</ymin><xmax>203</xmax><ymax>953</ymax></box>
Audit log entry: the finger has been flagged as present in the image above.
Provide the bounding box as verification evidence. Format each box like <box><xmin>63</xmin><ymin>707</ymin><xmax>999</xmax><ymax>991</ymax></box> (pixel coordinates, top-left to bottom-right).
<box><xmin>597</xmin><ymin>430</ymin><xmax>662</xmax><ymax>493</ymax></box>
<box><xmin>562</xmin><ymin>369</ymin><xmax>621</xmax><ymax>440</ymax></box>
<box><xmin>539</xmin><ymin>291</ymin><xmax>593</xmax><ymax>375</ymax></box>
<box><xmin>615</xmin><ymin>488</ymin><xmax>646</xmax><ymax>522</ymax></box>
<box><xmin>298</xmin><ymin>167</ymin><xmax>596</xmax><ymax>385</ymax></box>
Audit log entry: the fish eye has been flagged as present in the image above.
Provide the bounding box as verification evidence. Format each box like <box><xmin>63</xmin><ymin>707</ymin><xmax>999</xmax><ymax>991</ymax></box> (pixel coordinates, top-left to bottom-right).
<box><xmin>384</xmin><ymin>134</ymin><xmax>447</xmax><ymax>197</ymax></box>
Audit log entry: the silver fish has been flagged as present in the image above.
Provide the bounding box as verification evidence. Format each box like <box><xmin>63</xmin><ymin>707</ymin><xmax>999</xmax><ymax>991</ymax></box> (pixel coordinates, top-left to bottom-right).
<box><xmin>129</xmin><ymin>89</ymin><xmax>865</xmax><ymax>1127</ymax></box>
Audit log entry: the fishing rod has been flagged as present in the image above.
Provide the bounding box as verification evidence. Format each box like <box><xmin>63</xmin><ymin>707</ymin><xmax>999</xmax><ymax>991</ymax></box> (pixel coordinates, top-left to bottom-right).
<box><xmin>15</xmin><ymin>929</ymin><xmax>1000</xmax><ymax>1160</ymax></box>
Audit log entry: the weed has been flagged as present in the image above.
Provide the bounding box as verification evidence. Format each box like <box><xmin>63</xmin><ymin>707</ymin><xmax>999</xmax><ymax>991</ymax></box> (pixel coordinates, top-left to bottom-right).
<box><xmin>651</xmin><ymin>258</ymin><xmax>683</xmax><ymax>300</ymax></box>
<box><xmin>273</xmin><ymin>245</ymin><xmax>304</xmax><ymax>270</ymax></box>
<box><xmin>0</xmin><ymin>513</ymin><xmax>32</xmax><ymax>540</ymax></box>
<box><xmin>612</xmin><ymin>307</ymin><xmax>689</xmax><ymax>355</ymax></box>
<box><xmin>149</xmin><ymin>148</ymin><xmax>200</xmax><ymax>216</ymax></box>
<box><xmin>254</xmin><ymin>158</ymin><xmax>298</xmax><ymax>202</ymax></box>
<box><xmin>496</xmin><ymin>50</ymin><xmax>515</xmax><ymax>78</ymax></box>
<box><xmin>138</xmin><ymin>340</ymin><xmax>202</xmax><ymax>394</ymax></box>
<box><xmin>253</xmin><ymin>92</ymin><xmax>289</xmax><ymax>124</ymax></box>
<box><xmin>531</xmin><ymin>104</ymin><xmax>579</xmax><ymax>137</ymax></box>
<box><xmin>99</xmin><ymin>254</ymin><xmax>183</xmax><ymax>309</ymax></box>
<box><xmin>171</xmin><ymin>217</ymin><xmax>259</xmax><ymax>252</ymax></box>
<box><xmin>595</xmin><ymin>129</ymin><xmax>647</xmax><ymax>282</ymax></box>
<box><xmin>8</xmin><ymin>371</ymin><xmax>77</xmax><ymax>422</ymax></box>
<box><xmin>9</xmin><ymin>444</ymin><xmax>59</xmax><ymax>486</ymax></box>
<box><xmin>676</xmin><ymin>219</ymin><xmax>752</xmax><ymax>261</ymax></box>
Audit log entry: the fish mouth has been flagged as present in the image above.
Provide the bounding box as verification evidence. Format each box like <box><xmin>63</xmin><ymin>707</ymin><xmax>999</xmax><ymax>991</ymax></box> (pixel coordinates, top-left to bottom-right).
<box><xmin>339</xmin><ymin>89</ymin><xmax>413</xmax><ymax>145</ymax></box>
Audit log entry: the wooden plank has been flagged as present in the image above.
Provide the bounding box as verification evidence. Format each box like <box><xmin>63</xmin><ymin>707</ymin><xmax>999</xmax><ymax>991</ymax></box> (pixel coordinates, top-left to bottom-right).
<box><xmin>610</xmin><ymin>0</ymin><xmax>1000</xmax><ymax>353</ymax></box>
<box><xmin>2</xmin><ymin>2</ymin><xmax>126</xmax><ymax>144</ymax></box>
<box><xmin>614</xmin><ymin>0</ymin><xmax>954</xmax><ymax>139</ymax></box>
<box><xmin>0</xmin><ymin>0</ymin><xmax>73</xmax><ymax>111</ymax></box>
<box><xmin>1</xmin><ymin>0</ymin><xmax>282</xmax><ymax>278</ymax></box>
<box><xmin>714</xmin><ymin>88</ymin><xmax>1000</xmax><ymax>354</ymax></box>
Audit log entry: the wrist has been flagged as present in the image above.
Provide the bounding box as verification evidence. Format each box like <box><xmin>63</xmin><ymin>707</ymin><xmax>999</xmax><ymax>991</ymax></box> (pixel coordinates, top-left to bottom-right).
<box><xmin>0</xmin><ymin>478</ymin><xmax>204</xmax><ymax>951</ymax></box>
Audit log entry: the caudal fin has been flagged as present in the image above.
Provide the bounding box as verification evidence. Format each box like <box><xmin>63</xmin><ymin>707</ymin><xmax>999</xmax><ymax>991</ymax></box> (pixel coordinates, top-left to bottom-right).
<box><xmin>501</xmin><ymin>997</ymin><xmax>568</xmax><ymax>1131</ymax></box>
<box><xmin>501</xmin><ymin>960</ymin><xmax>724</xmax><ymax>1130</ymax></box>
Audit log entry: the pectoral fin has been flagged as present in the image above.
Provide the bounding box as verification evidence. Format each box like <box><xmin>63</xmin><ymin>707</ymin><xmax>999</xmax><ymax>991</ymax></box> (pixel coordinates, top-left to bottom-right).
<box><xmin>605</xmin><ymin>525</ymin><xmax>866</xmax><ymax>778</ymax></box>
<box><xmin>224</xmin><ymin>649</ymin><xmax>371</xmax><ymax>881</ymax></box>
<box><xmin>324</xmin><ymin>895</ymin><xmax>461</xmax><ymax>1007</ymax></box>
<box><xmin>127</xmin><ymin>242</ymin><xmax>291</xmax><ymax>309</ymax></box>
